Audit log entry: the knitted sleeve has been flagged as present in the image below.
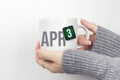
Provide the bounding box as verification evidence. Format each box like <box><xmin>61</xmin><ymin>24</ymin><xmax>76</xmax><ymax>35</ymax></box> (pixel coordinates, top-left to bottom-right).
<box><xmin>62</xmin><ymin>50</ymin><xmax>120</xmax><ymax>80</ymax></box>
<box><xmin>92</xmin><ymin>26</ymin><xmax>120</xmax><ymax>57</ymax></box>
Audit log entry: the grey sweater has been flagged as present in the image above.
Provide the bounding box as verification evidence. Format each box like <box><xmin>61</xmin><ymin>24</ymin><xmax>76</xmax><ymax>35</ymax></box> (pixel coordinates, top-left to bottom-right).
<box><xmin>62</xmin><ymin>26</ymin><xmax>120</xmax><ymax>80</ymax></box>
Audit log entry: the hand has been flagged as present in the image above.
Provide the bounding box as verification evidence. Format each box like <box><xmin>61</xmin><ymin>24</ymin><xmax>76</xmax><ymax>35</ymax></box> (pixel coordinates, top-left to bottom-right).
<box><xmin>35</xmin><ymin>19</ymin><xmax>98</xmax><ymax>73</ymax></box>
<box><xmin>77</xmin><ymin>19</ymin><xmax>98</xmax><ymax>50</ymax></box>
<box><xmin>35</xmin><ymin>42</ymin><xmax>64</xmax><ymax>73</ymax></box>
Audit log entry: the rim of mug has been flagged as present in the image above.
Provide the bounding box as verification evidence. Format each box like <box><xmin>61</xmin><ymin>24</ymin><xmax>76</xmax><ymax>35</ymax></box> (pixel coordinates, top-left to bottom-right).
<box><xmin>39</xmin><ymin>18</ymin><xmax>78</xmax><ymax>21</ymax></box>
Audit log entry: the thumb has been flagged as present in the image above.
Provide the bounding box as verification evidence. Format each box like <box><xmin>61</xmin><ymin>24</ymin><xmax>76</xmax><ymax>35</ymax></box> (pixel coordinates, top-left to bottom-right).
<box><xmin>81</xmin><ymin>19</ymin><xmax>97</xmax><ymax>33</ymax></box>
<box><xmin>35</xmin><ymin>41</ymin><xmax>40</xmax><ymax>51</ymax></box>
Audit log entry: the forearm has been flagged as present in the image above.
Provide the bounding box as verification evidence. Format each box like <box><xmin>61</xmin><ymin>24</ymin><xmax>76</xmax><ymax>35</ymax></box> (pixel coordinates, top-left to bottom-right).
<box><xmin>62</xmin><ymin>50</ymin><xmax>120</xmax><ymax>80</ymax></box>
<box><xmin>92</xmin><ymin>26</ymin><xmax>120</xmax><ymax>57</ymax></box>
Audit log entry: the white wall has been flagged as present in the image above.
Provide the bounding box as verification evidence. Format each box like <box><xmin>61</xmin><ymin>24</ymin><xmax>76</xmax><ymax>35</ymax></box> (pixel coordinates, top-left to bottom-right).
<box><xmin>0</xmin><ymin>0</ymin><xmax>120</xmax><ymax>80</ymax></box>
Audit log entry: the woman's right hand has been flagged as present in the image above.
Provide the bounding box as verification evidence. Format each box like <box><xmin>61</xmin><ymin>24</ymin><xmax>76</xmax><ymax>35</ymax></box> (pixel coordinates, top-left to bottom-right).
<box><xmin>77</xmin><ymin>19</ymin><xmax>98</xmax><ymax>50</ymax></box>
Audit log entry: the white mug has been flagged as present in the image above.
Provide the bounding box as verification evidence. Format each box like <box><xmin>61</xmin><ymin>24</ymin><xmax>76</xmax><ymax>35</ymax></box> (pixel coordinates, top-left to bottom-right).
<box><xmin>39</xmin><ymin>18</ymin><xmax>89</xmax><ymax>51</ymax></box>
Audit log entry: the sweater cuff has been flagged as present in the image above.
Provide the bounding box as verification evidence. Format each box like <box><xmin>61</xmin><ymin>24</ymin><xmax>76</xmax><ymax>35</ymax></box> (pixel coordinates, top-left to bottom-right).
<box><xmin>92</xmin><ymin>26</ymin><xmax>120</xmax><ymax>57</ymax></box>
<box><xmin>62</xmin><ymin>49</ymin><xmax>111</xmax><ymax>80</ymax></box>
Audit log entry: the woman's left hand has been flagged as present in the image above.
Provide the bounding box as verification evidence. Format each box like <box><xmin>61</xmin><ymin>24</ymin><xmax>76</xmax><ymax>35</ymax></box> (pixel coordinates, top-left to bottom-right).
<box><xmin>35</xmin><ymin>42</ymin><xmax>64</xmax><ymax>73</ymax></box>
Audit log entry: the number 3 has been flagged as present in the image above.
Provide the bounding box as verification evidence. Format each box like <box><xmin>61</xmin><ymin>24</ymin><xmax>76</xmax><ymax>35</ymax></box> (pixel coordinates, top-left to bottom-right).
<box><xmin>66</xmin><ymin>29</ymin><xmax>72</xmax><ymax>38</ymax></box>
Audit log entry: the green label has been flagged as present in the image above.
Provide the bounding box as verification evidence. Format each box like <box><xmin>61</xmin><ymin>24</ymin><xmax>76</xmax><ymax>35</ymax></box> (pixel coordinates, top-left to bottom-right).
<box><xmin>63</xmin><ymin>25</ymin><xmax>76</xmax><ymax>40</ymax></box>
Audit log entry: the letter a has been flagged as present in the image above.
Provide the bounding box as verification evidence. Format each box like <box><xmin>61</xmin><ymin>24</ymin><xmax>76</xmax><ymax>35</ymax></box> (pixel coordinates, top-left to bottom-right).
<box><xmin>41</xmin><ymin>31</ymin><xmax>49</xmax><ymax>46</ymax></box>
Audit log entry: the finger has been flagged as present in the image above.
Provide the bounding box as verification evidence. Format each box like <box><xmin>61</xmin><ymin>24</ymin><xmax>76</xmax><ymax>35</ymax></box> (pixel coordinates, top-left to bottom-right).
<box><xmin>36</xmin><ymin>52</ymin><xmax>42</xmax><ymax>65</ymax></box>
<box><xmin>43</xmin><ymin>61</ymin><xmax>55</xmax><ymax>72</ymax></box>
<box><xmin>78</xmin><ymin>35</ymin><xmax>85</xmax><ymax>39</ymax></box>
<box><xmin>38</xmin><ymin>48</ymin><xmax>54</xmax><ymax>62</ymax></box>
<box><xmin>35</xmin><ymin>46</ymin><xmax>58</xmax><ymax>72</ymax></box>
<box><xmin>36</xmin><ymin>56</ymin><xmax>54</xmax><ymax>71</ymax></box>
<box><xmin>77</xmin><ymin>36</ymin><xmax>91</xmax><ymax>46</ymax></box>
<box><xmin>36</xmin><ymin>56</ymin><xmax>51</xmax><ymax>67</ymax></box>
<box><xmin>77</xmin><ymin>46</ymin><xmax>85</xmax><ymax>50</ymax></box>
<box><xmin>80</xmin><ymin>19</ymin><xmax>97</xmax><ymax>33</ymax></box>
<box><xmin>35</xmin><ymin>41</ymin><xmax>40</xmax><ymax>51</ymax></box>
<box><xmin>35</xmin><ymin>49</ymin><xmax>41</xmax><ymax>62</ymax></box>
<box><xmin>78</xmin><ymin>34</ymin><xmax>94</xmax><ymax>41</ymax></box>
<box><xmin>89</xmin><ymin>35</ymin><xmax>95</xmax><ymax>42</ymax></box>
<box><xmin>78</xmin><ymin>34</ymin><xmax>95</xmax><ymax>42</ymax></box>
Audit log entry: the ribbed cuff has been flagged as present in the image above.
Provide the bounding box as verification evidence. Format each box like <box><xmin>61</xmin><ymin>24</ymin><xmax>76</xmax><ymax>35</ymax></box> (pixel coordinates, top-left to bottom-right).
<box><xmin>92</xmin><ymin>26</ymin><xmax>120</xmax><ymax>57</ymax></box>
<box><xmin>62</xmin><ymin>49</ymin><xmax>111</xmax><ymax>80</ymax></box>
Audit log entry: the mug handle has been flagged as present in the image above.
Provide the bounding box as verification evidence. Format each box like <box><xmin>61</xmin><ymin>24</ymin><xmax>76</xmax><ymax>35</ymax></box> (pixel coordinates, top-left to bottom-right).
<box><xmin>77</xmin><ymin>25</ymin><xmax>89</xmax><ymax>47</ymax></box>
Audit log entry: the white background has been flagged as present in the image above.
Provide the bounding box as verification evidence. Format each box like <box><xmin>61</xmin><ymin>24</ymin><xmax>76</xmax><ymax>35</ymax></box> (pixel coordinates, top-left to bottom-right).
<box><xmin>0</xmin><ymin>0</ymin><xmax>120</xmax><ymax>80</ymax></box>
